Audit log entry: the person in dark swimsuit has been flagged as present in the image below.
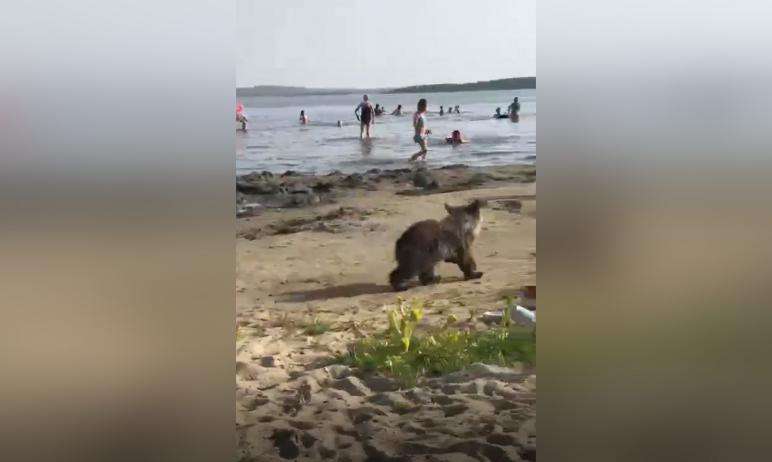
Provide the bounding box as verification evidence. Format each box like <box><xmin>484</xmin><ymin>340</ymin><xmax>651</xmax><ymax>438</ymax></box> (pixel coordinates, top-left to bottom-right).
<box><xmin>508</xmin><ymin>97</ymin><xmax>521</xmax><ymax>122</ymax></box>
<box><xmin>355</xmin><ymin>94</ymin><xmax>375</xmax><ymax>139</ymax></box>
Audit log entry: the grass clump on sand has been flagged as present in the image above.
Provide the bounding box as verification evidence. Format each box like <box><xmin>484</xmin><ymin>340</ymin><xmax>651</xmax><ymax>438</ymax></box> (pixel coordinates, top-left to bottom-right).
<box><xmin>339</xmin><ymin>298</ymin><xmax>535</xmax><ymax>385</ymax></box>
<box><xmin>300</xmin><ymin>317</ymin><xmax>331</xmax><ymax>336</ymax></box>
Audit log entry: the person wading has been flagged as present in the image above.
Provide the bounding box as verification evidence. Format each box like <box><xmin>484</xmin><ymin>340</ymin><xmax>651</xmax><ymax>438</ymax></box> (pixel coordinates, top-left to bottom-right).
<box><xmin>354</xmin><ymin>94</ymin><xmax>375</xmax><ymax>139</ymax></box>
<box><xmin>410</xmin><ymin>98</ymin><xmax>431</xmax><ymax>161</ymax></box>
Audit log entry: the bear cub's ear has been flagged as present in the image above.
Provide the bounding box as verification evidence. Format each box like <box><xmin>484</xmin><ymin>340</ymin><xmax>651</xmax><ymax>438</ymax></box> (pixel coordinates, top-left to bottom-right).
<box><xmin>468</xmin><ymin>199</ymin><xmax>487</xmax><ymax>212</ymax></box>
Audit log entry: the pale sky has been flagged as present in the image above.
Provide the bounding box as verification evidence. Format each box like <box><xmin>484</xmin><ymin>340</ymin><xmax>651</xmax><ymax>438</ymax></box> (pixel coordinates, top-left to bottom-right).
<box><xmin>237</xmin><ymin>0</ymin><xmax>535</xmax><ymax>88</ymax></box>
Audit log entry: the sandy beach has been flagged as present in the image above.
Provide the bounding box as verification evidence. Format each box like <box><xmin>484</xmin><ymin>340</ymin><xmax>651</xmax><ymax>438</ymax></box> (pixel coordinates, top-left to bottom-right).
<box><xmin>236</xmin><ymin>165</ymin><xmax>536</xmax><ymax>461</ymax></box>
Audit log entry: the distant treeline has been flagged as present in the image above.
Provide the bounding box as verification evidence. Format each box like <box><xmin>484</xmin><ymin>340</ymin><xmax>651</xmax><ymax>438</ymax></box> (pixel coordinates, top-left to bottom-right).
<box><xmin>236</xmin><ymin>77</ymin><xmax>536</xmax><ymax>97</ymax></box>
<box><xmin>388</xmin><ymin>77</ymin><xmax>535</xmax><ymax>94</ymax></box>
<box><xmin>236</xmin><ymin>85</ymin><xmax>382</xmax><ymax>97</ymax></box>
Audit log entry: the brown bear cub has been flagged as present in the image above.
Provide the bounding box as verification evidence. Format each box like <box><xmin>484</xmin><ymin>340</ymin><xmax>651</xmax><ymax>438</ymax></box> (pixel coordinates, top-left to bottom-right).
<box><xmin>389</xmin><ymin>199</ymin><xmax>485</xmax><ymax>291</ymax></box>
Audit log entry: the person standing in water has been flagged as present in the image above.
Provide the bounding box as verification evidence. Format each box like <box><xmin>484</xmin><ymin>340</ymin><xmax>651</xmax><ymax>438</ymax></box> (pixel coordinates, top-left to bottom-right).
<box><xmin>236</xmin><ymin>112</ymin><xmax>248</xmax><ymax>131</ymax></box>
<box><xmin>354</xmin><ymin>94</ymin><xmax>375</xmax><ymax>139</ymax></box>
<box><xmin>439</xmin><ymin>105</ymin><xmax>444</xmax><ymax>116</ymax></box>
<box><xmin>454</xmin><ymin>105</ymin><xmax>460</xmax><ymax>113</ymax></box>
<box><xmin>299</xmin><ymin>110</ymin><xmax>309</xmax><ymax>124</ymax></box>
<box><xmin>410</xmin><ymin>98</ymin><xmax>431</xmax><ymax>161</ymax></box>
<box><xmin>391</xmin><ymin>104</ymin><xmax>403</xmax><ymax>116</ymax></box>
<box><xmin>508</xmin><ymin>97</ymin><xmax>520</xmax><ymax>121</ymax></box>
<box><xmin>236</xmin><ymin>103</ymin><xmax>248</xmax><ymax>131</ymax></box>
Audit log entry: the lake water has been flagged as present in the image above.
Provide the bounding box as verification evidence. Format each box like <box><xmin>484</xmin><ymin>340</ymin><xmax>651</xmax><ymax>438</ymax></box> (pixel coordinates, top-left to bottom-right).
<box><xmin>236</xmin><ymin>89</ymin><xmax>535</xmax><ymax>175</ymax></box>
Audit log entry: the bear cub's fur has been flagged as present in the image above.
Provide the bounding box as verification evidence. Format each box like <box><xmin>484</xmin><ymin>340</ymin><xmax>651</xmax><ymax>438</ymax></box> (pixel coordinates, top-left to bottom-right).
<box><xmin>389</xmin><ymin>199</ymin><xmax>485</xmax><ymax>291</ymax></box>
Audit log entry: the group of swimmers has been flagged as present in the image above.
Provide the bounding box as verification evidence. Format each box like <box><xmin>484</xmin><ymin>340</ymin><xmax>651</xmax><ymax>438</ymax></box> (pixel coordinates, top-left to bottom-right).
<box><xmin>238</xmin><ymin>94</ymin><xmax>523</xmax><ymax>162</ymax></box>
<box><xmin>294</xmin><ymin>94</ymin><xmax>471</xmax><ymax>161</ymax></box>
<box><xmin>438</xmin><ymin>105</ymin><xmax>461</xmax><ymax>116</ymax></box>
<box><xmin>293</xmin><ymin>97</ymin><xmax>397</xmax><ymax>135</ymax></box>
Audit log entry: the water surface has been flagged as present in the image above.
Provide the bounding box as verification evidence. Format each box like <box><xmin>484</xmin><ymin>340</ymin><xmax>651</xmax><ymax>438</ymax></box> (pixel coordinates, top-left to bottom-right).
<box><xmin>236</xmin><ymin>89</ymin><xmax>535</xmax><ymax>174</ymax></box>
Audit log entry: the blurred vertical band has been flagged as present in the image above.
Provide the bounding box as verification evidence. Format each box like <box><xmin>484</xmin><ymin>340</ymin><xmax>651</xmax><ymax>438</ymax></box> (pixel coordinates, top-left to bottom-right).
<box><xmin>0</xmin><ymin>1</ymin><xmax>234</xmax><ymax>461</ymax></box>
<box><xmin>540</xmin><ymin>1</ymin><xmax>772</xmax><ymax>461</ymax></box>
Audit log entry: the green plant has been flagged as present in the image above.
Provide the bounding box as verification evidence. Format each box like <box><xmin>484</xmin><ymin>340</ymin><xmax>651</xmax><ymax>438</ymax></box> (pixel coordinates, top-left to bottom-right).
<box><xmin>388</xmin><ymin>298</ymin><xmax>424</xmax><ymax>352</ymax></box>
<box><xmin>301</xmin><ymin>317</ymin><xmax>331</xmax><ymax>336</ymax></box>
<box><xmin>502</xmin><ymin>296</ymin><xmax>514</xmax><ymax>327</ymax></box>
<box><xmin>338</xmin><ymin>297</ymin><xmax>535</xmax><ymax>386</ymax></box>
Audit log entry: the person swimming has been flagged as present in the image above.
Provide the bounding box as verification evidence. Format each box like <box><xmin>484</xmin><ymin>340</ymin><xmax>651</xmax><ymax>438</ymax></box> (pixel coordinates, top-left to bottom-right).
<box><xmin>299</xmin><ymin>110</ymin><xmax>309</xmax><ymax>124</ymax></box>
<box><xmin>439</xmin><ymin>105</ymin><xmax>444</xmax><ymax>116</ymax></box>
<box><xmin>409</xmin><ymin>98</ymin><xmax>431</xmax><ymax>161</ymax></box>
<box><xmin>494</xmin><ymin>107</ymin><xmax>508</xmax><ymax>119</ymax></box>
<box><xmin>354</xmin><ymin>94</ymin><xmax>375</xmax><ymax>139</ymax></box>
<box><xmin>445</xmin><ymin>130</ymin><xmax>466</xmax><ymax>144</ymax></box>
<box><xmin>391</xmin><ymin>104</ymin><xmax>403</xmax><ymax>116</ymax></box>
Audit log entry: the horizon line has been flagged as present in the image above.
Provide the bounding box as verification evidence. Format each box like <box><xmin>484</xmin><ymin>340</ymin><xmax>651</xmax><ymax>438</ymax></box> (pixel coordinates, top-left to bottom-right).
<box><xmin>236</xmin><ymin>76</ymin><xmax>536</xmax><ymax>90</ymax></box>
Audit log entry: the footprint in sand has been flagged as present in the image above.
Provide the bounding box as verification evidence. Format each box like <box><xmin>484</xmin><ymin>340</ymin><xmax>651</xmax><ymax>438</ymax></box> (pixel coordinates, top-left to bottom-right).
<box><xmin>299</xmin><ymin>432</ymin><xmax>317</xmax><ymax>449</ymax></box>
<box><xmin>269</xmin><ymin>429</ymin><xmax>300</xmax><ymax>459</ymax></box>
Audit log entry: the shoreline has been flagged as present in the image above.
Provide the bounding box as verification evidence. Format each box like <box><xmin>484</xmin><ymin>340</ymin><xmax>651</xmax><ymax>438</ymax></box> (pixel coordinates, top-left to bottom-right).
<box><xmin>237</xmin><ymin>163</ymin><xmax>535</xmax><ymax>218</ymax></box>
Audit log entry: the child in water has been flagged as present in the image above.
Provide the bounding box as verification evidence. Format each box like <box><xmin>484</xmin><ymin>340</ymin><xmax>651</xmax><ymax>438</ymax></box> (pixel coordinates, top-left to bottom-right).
<box><xmin>409</xmin><ymin>98</ymin><xmax>431</xmax><ymax>161</ymax></box>
<box><xmin>299</xmin><ymin>110</ymin><xmax>309</xmax><ymax>124</ymax></box>
<box><xmin>445</xmin><ymin>130</ymin><xmax>466</xmax><ymax>144</ymax></box>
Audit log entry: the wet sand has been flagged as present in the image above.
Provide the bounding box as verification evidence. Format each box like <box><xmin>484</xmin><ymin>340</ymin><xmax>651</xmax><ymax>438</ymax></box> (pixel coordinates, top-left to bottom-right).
<box><xmin>236</xmin><ymin>165</ymin><xmax>536</xmax><ymax>461</ymax></box>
